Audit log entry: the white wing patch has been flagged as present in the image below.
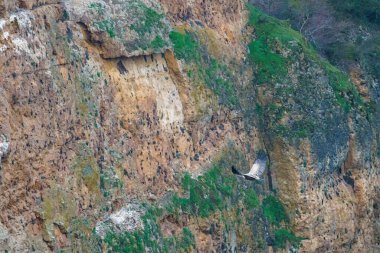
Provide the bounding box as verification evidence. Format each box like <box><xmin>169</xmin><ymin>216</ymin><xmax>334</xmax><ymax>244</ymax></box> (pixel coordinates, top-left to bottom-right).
<box><xmin>0</xmin><ymin>135</ymin><xmax>9</xmax><ymax>165</ymax></box>
<box><xmin>244</xmin><ymin>158</ymin><xmax>266</xmax><ymax>180</ymax></box>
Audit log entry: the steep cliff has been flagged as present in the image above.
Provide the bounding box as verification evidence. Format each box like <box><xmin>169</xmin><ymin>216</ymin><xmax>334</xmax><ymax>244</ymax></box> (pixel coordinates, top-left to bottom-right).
<box><xmin>0</xmin><ymin>0</ymin><xmax>378</xmax><ymax>252</ymax></box>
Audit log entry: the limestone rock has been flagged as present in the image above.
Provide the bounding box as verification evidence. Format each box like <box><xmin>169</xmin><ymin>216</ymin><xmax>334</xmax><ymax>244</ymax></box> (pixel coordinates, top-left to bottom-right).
<box><xmin>95</xmin><ymin>204</ymin><xmax>144</xmax><ymax>239</ymax></box>
<box><xmin>65</xmin><ymin>0</ymin><xmax>172</xmax><ymax>58</ymax></box>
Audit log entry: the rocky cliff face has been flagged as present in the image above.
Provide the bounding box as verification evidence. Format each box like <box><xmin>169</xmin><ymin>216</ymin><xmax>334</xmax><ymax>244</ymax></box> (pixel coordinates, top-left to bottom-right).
<box><xmin>0</xmin><ymin>0</ymin><xmax>378</xmax><ymax>252</ymax></box>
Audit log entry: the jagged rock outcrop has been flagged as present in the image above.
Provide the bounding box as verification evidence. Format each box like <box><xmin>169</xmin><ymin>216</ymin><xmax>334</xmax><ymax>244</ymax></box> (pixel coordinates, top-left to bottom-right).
<box><xmin>65</xmin><ymin>0</ymin><xmax>172</xmax><ymax>58</ymax></box>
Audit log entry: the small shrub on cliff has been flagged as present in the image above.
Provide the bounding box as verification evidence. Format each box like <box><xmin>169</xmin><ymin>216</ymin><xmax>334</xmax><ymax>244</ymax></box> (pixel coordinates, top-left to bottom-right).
<box><xmin>325</xmin><ymin>64</ymin><xmax>364</xmax><ymax>112</ymax></box>
<box><xmin>169</xmin><ymin>165</ymin><xmax>236</xmax><ymax>217</ymax></box>
<box><xmin>169</xmin><ymin>31</ymin><xmax>200</xmax><ymax>62</ymax></box>
<box><xmin>262</xmin><ymin>195</ymin><xmax>289</xmax><ymax>225</ymax></box>
<box><xmin>151</xmin><ymin>35</ymin><xmax>166</xmax><ymax>50</ymax></box>
<box><xmin>244</xmin><ymin>188</ymin><xmax>260</xmax><ymax>209</ymax></box>
<box><xmin>273</xmin><ymin>228</ymin><xmax>303</xmax><ymax>249</ymax></box>
<box><xmin>177</xmin><ymin>227</ymin><xmax>196</xmax><ymax>252</ymax></box>
<box><xmin>94</xmin><ymin>19</ymin><xmax>116</xmax><ymax>38</ymax></box>
<box><xmin>130</xmin><ymin>3</ymin><xmax>165</xmax><ymax>35</ymax></box>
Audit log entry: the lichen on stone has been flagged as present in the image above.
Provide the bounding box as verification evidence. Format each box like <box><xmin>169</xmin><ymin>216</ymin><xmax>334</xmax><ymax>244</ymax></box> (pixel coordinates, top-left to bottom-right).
<box><xmin>66</xmin><ymin>0</ymin><xmax>172</xmax><ymax>58</ymax></box>
<box><xmin>95</xmin><ymin>204</ymin><xmax>145</xmax><ymax>239</ymax></box>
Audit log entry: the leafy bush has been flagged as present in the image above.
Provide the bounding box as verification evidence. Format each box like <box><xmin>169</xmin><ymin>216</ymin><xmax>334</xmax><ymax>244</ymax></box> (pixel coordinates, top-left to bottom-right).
<box><xmin>244</xmin><ymin>188</ymin><xmax>260</xmax><ymax>209</ymax></box>
<box><xmin>151</xmin><ymin>35</ymin><xmax>166</xmax><ymax>50</ymax></box>
<box><xmin>262</xmin><ymin>195</ymin><xmax>289</xmax><ymax>225</ymax></box>
<box><xmin>168</xmin><ymin>165</ymin><xmax>237</xmax><ymax>217</ymax></box>
<box><xmin>274</xmin><ymin>228</ymin><xmax>303</xmax><ymax>249</ymax></box>
<box><xmin>169</xmin><ymin>31</ymin><xmax>200</xmax><ymax>62</ymax></box>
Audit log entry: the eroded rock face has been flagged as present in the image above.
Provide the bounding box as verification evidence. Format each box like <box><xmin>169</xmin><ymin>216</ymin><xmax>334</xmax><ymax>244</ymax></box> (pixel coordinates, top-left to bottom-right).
<box><xmin>65</xmin><ymin>0</ymin><xmax>172</xmax><ymax>58</ymax></box>
<box><xmin>0</xmin><ymin>0</ymin><xmax>378</xmax><ymax>252</ymax></box>
<box><xmin>0</xmin><ymin>0</ymin><xmax>249</xmax><ymax>251</ymax></box>
<box><xmin>269</xmin><ymin>137</ymin><xmax>380</xmax><ymax>253</ymax></box>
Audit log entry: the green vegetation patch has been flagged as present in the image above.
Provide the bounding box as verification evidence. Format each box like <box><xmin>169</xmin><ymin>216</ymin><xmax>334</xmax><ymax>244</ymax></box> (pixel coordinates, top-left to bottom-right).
<box><xmin>41</xmin><ymin>187</ymin><xmax>78</xmax><ymax>242</ymax></box>
<box><xmin>72</xmin><ymin>143</ymin><xmax>100</xmax><ymax>196</ymax></box>
<box><xmin>94</xmin><ymin>19</ymin><xmax>116</xmax><ymax>38</ymax></box>
<box><xmin>125</xmin><ymin>1</ymin><xmax>169</xmax><ymax>51</ymax></box>
<box><xmin>262</xmin><ymin>195</ymin><xmax>289</xmax><ymax>225</ymax></box>
<box><xmin>273</xmin><ymin>228</ymin><xmax>303</xmax><ymax>249</ymax></box>
<box><xmin>167</xmin><ymin>166</ymin><xmax>237</xmax><ymax>218</ymax></box>
<box><xmin>88</xmin><ymin>0</ymin><xmax>170</xmax><ymax>50</ymax></box>
<box><xmin>169</xmin><ymin>31</ymin><xmax>200</xmax><ymax>62</ymax></box>
<box><xmin>170</xmin><ymin>30</ymin><xmax>239</xmax><ymax>108</ymax></box>
<box><xmin>247</xmin><ymin>4</ymin><xmax>311</xmax><ymax>84</ymax></box>
<box><xmin>101</xmin><ymin>146</ymin><xmax>261</xmax><ymax>251</ymax></box>
<box><xmin>130</xmin><ymin>3</ymin><xmax>165</xmax><ymax>36</ymax></box>
<box><xmin>103</xmin><ymin>206</ymin><xmax>196</xmax><ymax>253</ymax></box>
<box><xmin>245</xmin><ymin>4</ymin><xmax>372</xmax><ymax>144</ymax></box>
<box><xmin>325</xmin><ymin>64</ymin><xmax>364</xmax><ymax>112</ymax></box>
<box><xmin>329</xmin><ymin>0</ymin><xmax>380</xmax><ymax>27</ymax></box>
<box><xmin>262</xmin><ymin>196</ymin><xmax>304</xmax><ymax>249</ymax></box>
<box><xmin>248</xmin><ymin>38</ymin><xmax>287</xmax><ymax>84</ymax></box>
<box><xmin>150</xmin><ymin>35</ymin><xmax>166</xmax><ymax>50</ymax></box>
<box><xmin>247</xmin><ymin>4</ymin><xmax>367</xmax><ymax>112</ymax></box>
<box><xmin>88</xmin><ymin>2</ymin><xmax>106</xmax><ymax>15</ymax></box>
<box><xmin>166</xmin><ymin>146</ymin><xmax>256</xmax><ymax>218</ymax></box>
<box><xmin>244</xmin><ymin>188</ymin><xmax>260</xmax><ymax>209</ymax></box>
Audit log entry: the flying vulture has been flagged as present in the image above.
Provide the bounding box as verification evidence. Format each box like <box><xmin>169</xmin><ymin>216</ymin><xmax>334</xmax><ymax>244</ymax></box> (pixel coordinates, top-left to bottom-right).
<box><xmin>231</xmin><ymin>152</ymin><xmax>267</xmax><ymax>181</ymax></box>
<box><xmin>0</xmin><ymin>135</ymin><xmax>9</xmax><ymax>164</ymax></box>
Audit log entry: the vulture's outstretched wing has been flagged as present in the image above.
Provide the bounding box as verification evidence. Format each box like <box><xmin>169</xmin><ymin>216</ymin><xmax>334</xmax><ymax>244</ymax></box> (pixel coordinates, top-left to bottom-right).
<box><xmin>0</xmin><ymin>135</ymin><xmax>9</xmax><ymax>163</ymax></box>
<box><xmin>231</xmin><ymin>152</ymin><xmax>267</xmax><ymax>181</ymax></box>
<box><xmin>243</xmin><ymin>157</ymin><xmax>267</xmax><ymax>180</ymax></box>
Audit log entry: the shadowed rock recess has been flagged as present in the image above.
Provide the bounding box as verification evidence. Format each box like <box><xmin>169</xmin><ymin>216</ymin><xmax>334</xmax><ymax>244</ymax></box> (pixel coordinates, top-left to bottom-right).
<box><xmin>0</xmin><ymin>0</ymin><xmax>378</xmax><ymax>252</ymax></box>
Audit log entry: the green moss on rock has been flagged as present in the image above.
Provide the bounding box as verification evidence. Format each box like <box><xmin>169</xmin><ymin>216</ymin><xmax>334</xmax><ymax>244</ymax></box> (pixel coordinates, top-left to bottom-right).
<box><xmin>94</xmin><ymin>19</ymin><xmax>116</xmax><ymax>38</ymax></box>
<box><xmin>262</xmin><ymin>195</ymin><xmax>289</xmax><ymax>225</ymax></box>
<box><xmin>170</xmin><ymin>30</ymin><xmax>239</xmax><ymax>108</ymax></box>
<box><xmin>41</xmin><ymin>187</ymin><xmax>77</xmax><ymax>242</ymax></box>
<box><xmin>274</xmin><ymin>228</ymin><xmax>303</xmax><ymax>249</ymax></box>
<box><xmin>72</xmin><ymin>143</ymin><xmax>100</xmax><ymax>196</ymax></box>
<box><xmin>103</xmin><ymin>206</ymin><xmax>196</xmax><ymax>253</ymax></box>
